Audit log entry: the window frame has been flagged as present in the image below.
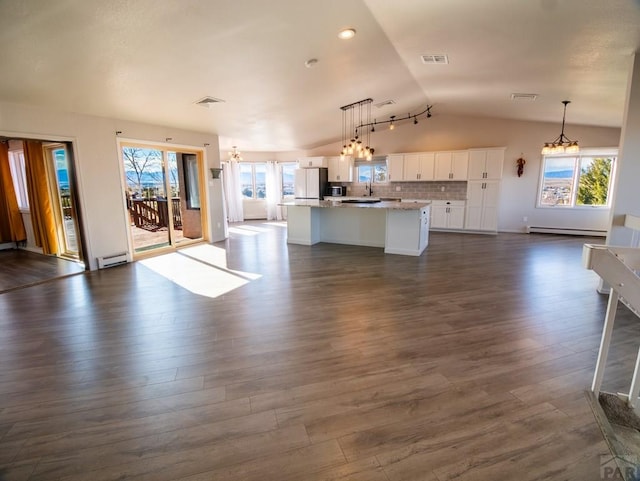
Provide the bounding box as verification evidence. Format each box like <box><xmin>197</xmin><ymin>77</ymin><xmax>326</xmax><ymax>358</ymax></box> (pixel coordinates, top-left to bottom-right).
<box><xmin>354</xmin><ymin>159</ymin><xmax>389</xmax><ymax>185</ymax></box>
<box><xmin>239</xmin><ymin>162</ymin><xmax>267</xmax><ymax>200</ymax></box>
<box><xmin>537</xmin><ymin>149</ymin><xmax>617</xmax><ymax>209</ymax></box>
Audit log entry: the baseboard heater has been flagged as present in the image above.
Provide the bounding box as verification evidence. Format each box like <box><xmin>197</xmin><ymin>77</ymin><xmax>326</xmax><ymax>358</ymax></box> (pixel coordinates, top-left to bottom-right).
<box><xmin>526</xmin><ymin>226</ymin><xmax>607</xmax><ymax>237</ymax></box>
<box><xmin>97</xmin><ymin>252</ymin><xmax>130</xmax><ymax>269</ymax></box>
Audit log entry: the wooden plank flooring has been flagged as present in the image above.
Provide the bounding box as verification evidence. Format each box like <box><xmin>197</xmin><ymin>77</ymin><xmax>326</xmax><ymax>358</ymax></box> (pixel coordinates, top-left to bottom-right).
<box><xmin>1</xmin><ymin>223</ymin><xmax>638</xmax><ymax>480</ymax></box>
<box><xmin>0</xmin><ymin>249</ymin><xmax>85</xmax><ymax>294</ymax></box>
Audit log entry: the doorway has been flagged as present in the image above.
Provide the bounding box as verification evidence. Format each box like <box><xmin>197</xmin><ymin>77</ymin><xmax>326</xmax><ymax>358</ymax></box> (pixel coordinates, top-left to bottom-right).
<box><xmin>120</xmin><ymin>143</ymin><xmax>206</xmax><ymax>255</ymax></box>
<box><xmin>1</xmin><ymin>137</ymin><xmax>86</xmax><ymax>268</ymax></box>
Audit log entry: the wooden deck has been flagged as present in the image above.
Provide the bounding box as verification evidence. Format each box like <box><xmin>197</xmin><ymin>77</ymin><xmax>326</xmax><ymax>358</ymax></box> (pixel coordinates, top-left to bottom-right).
<box><xmin>1</xmin><ymin>225</ymin><xmax>638</xmax><ymax>480</ymax></box>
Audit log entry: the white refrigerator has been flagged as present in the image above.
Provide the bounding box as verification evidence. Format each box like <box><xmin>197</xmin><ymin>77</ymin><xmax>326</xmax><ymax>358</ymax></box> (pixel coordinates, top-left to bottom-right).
<box><xmin>294</xmin><ymin>167</ymin><xmax>328</xmax><ymax>200</ymax></box>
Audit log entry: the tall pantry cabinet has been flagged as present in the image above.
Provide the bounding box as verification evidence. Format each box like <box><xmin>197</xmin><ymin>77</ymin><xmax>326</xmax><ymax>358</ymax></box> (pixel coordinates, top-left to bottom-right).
<box><xmin>465</xmin><ymin>148</ymin><xmax>505</xmax><ymax>232</ymax></box>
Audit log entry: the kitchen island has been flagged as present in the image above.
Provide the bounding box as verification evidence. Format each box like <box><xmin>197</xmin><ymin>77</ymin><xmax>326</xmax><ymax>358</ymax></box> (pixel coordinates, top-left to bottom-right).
<box><xmin>282</xmin><ymin>198</ymin><xmax>431</xmax><ymax>256</ymax></box>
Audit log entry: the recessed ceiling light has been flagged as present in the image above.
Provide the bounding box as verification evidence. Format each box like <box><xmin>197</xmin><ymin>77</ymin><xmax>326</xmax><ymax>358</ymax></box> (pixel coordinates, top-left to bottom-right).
<box><xmin>338</xmin><ymin>28</ymin><xmax>356</xmax><ymax>40</ymax></box>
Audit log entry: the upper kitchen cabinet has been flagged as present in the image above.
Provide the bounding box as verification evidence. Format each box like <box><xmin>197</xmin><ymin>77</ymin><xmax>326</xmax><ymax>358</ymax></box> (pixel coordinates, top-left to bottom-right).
<box><xmin>403</xmin><ymin>152</ymin><xmax>435</xmax><ymax>181</ymax></box>
<box><xmin>299</xmin><ymin>156</ymin><xmax>328</xmax><ymax>168</ymax></box>
<box><xmin>327</xmin><ymin>156</ymin><xmax>354</xmax><ymax>182</ymax></box>
<box><xmin>434</xmin><ymin>151</ymin><xmax>469</xmax><ymax>180</ymax></box>
<box><xmin>467</xmin><ymin>148</ymin><xmax>505</xmax><ymax>180</ymax></box>
<box><xmin>387</xmin><ymin>154</ymin><xmax>404</xmax><ymax>182</ymax></box>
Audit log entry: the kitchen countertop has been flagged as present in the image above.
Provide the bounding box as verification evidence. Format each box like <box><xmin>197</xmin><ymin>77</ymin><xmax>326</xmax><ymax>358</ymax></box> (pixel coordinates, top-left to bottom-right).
<box><xmin>282</xmin><ymin>198</ymin><xmax>430</xmax><ymax>210</ymax></box>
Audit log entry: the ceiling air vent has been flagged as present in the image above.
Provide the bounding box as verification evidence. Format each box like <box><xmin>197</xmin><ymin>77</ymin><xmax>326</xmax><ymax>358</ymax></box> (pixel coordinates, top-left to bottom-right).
<box><xmin>421</xmin><ymin>54</ymin><xmax>448</xmax><ymax>64</ymax></box>
<box><xmin>511</xmin><ymin>93</ymin><xmax>538</xmax><ymax>101</ymax></box>
<box><xmin>195</xmin><ymin>96</ymin><xmax>225</xmax><ymax>108</ymax></box>
<box><xmin>374</xmin><ymin>100</ymin><xmax>395</xmax><ymax>109</ymax></box>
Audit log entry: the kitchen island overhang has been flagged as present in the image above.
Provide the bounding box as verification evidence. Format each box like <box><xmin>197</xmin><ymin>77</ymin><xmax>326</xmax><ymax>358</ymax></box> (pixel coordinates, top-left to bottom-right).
<box><xmin>281</xmin><ymin>199</ymin><xmax>431</xmax><ymax>256</ymax></box>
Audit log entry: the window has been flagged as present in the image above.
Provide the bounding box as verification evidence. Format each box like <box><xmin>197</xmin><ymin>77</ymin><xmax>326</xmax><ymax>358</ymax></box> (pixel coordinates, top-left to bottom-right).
<box><xmin>538</xmin><ymin>152</ymin><xmax>616</xmax><ymax>208</ymax></box>
<box><xmin>8</xmin><ymin>150</ymin><xmax>29</xmax><ymax>210</ymax></box>
<box><xmin>239</xmin><ymin>162</ymin><xmax>267</xmax><ymax>199</ymax></box>
<box><xmin>281</xmin><ymin>162</ymin><xmax>297</xmax><ymax>198</ymax></box>
<box><xmin>356</xmin><ymin>160</ymin><xmax>388</xmax><ymax>184</ymax></box>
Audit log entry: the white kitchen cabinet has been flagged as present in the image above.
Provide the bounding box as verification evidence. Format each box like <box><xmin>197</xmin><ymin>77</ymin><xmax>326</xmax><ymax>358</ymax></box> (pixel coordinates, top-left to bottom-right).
<box><xmin>434</xmin><ymin>151</ymin><xmax>469</xmax><ymax>180</ymax></box>
<box><xmin>465</xmin><ymin>181</ymin><xmax>500</xmax><ymax>231</ymax></box>
<box><xmin>327</xmin><ymin>156</ymin><xmax>353</xmax><ymax>182</ymax></box>
<box><xmin>468</xmin><ymin>148</ymin><xmax>505</xmax><ymax>180</ymax></box>
<box><xmin>299</xmin><ymin>156</ymin><xmax>328</xmax><ymax>168</ymax></box>
<box><xmin>430</xmin><ymin>200</ymin><xmax>465</xmax><ymax>229</ymax></box>
<box><xmin>403</xmin><ymin>152</ymin><xmax>435</xmax><ymax>181</ymax></box>
<box><xmin>387</xmin><ymin>154</ymin><xmax>404</xmax><ymax>182</ymax></box>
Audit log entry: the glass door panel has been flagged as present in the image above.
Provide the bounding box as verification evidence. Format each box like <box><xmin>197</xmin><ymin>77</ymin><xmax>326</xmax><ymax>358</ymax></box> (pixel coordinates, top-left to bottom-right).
<box><xmin>122</xmin><ymin>147</ymin><xmax>170</xmax><ymax>252</ymax></box>
<box><xmin>46</xmin><ymin>144</ymin><xmax>80</xmax><ymax>259</ymax></box>
<box><xmin>171</xmin><ymin>152</ymin><xmax>203</xmax><ymax>245</ymax></box>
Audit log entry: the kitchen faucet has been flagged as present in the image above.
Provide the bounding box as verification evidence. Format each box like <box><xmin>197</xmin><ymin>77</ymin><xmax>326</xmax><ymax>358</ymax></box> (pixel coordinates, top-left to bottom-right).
<box><xmin>365</xmin><ymin>181</ymin><xmax>373</xmax><ymax>197</ymax></box>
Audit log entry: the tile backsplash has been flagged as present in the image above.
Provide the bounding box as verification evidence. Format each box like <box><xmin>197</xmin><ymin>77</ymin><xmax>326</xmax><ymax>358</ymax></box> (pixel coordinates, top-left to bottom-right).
<box><xmin>338</xmin><ymin>181</ymin><xmax>467</xmax><ymax>201</ymax></box>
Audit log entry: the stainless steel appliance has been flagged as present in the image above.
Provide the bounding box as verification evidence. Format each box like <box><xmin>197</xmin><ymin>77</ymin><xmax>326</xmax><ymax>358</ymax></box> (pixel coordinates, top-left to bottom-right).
<box><xmin>294</xmin><ymin>167</ymin><xmax>328</xmax><ymax>200</ymax></box>
<box><xmin>330</xmin><ymin>185</ymin><xmax>345</xmax><ymax>197</ymax></box>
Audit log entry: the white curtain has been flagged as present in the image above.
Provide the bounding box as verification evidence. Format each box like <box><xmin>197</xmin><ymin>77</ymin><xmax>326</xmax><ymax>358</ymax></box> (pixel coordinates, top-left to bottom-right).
<box><xmin>265</xmin><ymin>161</ymin><xmax>283</xmax><ymax>220</ymax></box>
<box><xmin>222</xmin><ymin>161</ymin><xmax>244</xmax><ymax>222</ymax></box>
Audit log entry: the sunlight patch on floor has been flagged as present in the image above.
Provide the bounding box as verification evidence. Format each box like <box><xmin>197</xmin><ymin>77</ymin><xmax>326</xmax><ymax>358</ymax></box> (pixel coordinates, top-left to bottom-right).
<box><xmin>139</xmin><ymin>245</ymin><xmax>261</xmax><ymax>298</ymax></box>
<box><xmin>228</xmin><ymin>226</ymin><xmax>260</xmax><ymax>236</ymax></box>
<box><xmin>262</xmin><ymin>221</ymin><xmax>287</xmax><ymax>228</ymax></box>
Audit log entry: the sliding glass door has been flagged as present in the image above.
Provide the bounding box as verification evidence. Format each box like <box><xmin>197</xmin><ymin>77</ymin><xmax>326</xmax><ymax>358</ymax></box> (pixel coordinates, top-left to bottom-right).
<box><xmin>121</xmin><ymin>144</ymin><xmax>205</xmax><ymax>254</ymax></box>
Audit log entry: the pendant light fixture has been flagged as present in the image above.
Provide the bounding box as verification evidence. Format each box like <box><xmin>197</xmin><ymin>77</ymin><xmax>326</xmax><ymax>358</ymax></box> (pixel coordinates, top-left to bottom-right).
<box><xmin>340</xmin><ymin>98</ymin><xmax>374</xmax><ymax>161</ymax></box>
<box><xmin>338</xmin><ymin>101</ymin><xmax>433</xmax><ymax>160</ymax></box>
<box><xmin>541</xmin><ymin>100</ymin><xmax>579</xmax><ymax>155</ymax></box>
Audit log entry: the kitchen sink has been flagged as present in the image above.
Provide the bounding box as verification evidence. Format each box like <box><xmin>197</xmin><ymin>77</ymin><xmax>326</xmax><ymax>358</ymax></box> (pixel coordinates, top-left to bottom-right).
<box><xmin>339</xmin><ymin>199</ymin><xmax>381</xmax><ymax>204</ymax></box>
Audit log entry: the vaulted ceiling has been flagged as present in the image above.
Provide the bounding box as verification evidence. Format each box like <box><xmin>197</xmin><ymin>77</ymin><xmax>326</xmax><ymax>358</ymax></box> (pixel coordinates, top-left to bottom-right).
<box><xmin>1</xmin><ymin>0</ymin><xmax>639</xmax><ymax>152</ymax></box>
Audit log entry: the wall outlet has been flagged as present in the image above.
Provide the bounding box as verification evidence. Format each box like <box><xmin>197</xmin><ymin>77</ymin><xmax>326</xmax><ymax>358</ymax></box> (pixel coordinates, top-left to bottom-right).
<box><xmin>523</xmin><ymin>216</ymin><xmax>528</xmax><ymax>222</ymax></box>
<box><xmin>441</xmin><ymin>186</ymin><xmax>445</xmax><ymax>192</ymax></box>
<box><xmin>347</xmin><ymin>186</ymin><xmax>351</xmax><ymax>193</ymax></box>
<box><xmin>395</xmin><ymin>186</ymin><xmax>401</xmax><ymax>192</ymax></box>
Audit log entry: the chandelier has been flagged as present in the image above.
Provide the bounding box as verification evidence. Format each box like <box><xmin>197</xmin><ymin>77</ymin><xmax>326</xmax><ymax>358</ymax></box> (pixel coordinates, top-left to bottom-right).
<box><xmin>339</xmin><ymin>99</ymin><xmax>433</xmax><ymax>161</ymax></box>
<box><xmin>228</xmin><ymin>146</ymin><xmax>243</xmax><ymax>161</ymax></box>
<box><xmin>541</xmin><ymin>100</ymin><xmax>579</xmax><ymax>155</ymax></box>
<box><xmin>340</xmin><ymin>98</ymin><xmax>374</xmax><ymax>161</ymax></box>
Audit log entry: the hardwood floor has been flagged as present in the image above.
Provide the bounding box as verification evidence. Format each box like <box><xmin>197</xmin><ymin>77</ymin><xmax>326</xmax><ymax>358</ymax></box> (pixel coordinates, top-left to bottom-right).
<box><xmin>1</xmin><ymin>223</ymin><xmax>638</xmax><ymax>480</ymax></box>
<box><xmin>0</xmin><ymin>249</ymin><xmax>85</xmax><ymax>294</ymax></box>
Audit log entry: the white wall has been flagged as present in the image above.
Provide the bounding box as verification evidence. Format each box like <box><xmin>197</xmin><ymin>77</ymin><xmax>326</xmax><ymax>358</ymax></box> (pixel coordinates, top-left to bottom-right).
<box><xmin>608</xmin><ymin>53</ymin><xmax>640</xmax><ymax>247</ymax></box>
<box><xmin>306</xmin><ymin>113</ymin><xmax>620</xmax><ymax>233</ymax></box>
<box><xmin>0</xmin><ymin>101</ymin><xmax>224</xmax><ymax>270</ymax></box>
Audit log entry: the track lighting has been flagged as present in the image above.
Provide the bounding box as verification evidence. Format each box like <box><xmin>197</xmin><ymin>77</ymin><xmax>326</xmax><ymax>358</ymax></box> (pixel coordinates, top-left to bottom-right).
<box><xmin>338</xmin><ymin>102</ymin><xmax>433</xmax><ymax>158</ymax></box>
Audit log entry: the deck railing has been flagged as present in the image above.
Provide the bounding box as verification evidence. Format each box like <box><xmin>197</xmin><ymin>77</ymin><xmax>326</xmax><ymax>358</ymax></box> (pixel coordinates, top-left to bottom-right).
<box><xmin>128</xmin><ymin>198</ymin><xmax>182</xmax><ymax>231</ymax></box>
<box><xmin>60</xmin><ymin>194</ymin><xmax>73</xmax><ymax>220</ymax></box>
